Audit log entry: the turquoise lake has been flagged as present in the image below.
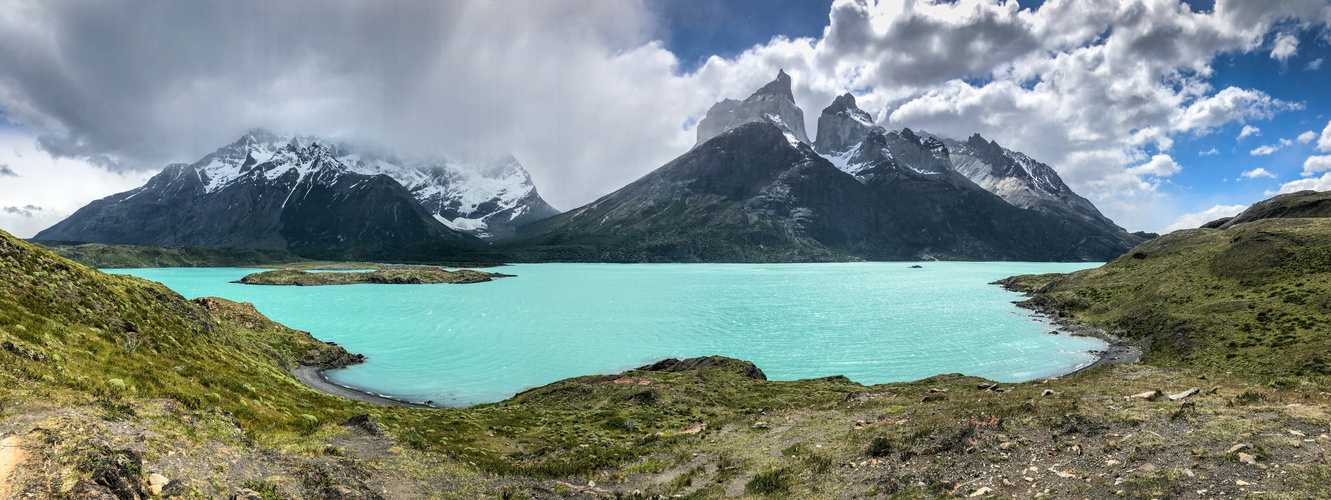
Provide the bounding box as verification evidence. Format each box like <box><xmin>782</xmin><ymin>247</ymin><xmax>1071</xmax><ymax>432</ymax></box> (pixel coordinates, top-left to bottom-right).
<box><xmin>107</xmin><ymin>262</ymin><xmax>1103</xmax><ymax>406</ymax></box>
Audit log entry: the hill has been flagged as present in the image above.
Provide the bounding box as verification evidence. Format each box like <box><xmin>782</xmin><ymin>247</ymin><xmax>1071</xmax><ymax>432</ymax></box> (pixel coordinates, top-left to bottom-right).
<box><xmin>1000</xmin><ymin>190</ymin><xmax>1331</xmax><ymax>382</ymax></box>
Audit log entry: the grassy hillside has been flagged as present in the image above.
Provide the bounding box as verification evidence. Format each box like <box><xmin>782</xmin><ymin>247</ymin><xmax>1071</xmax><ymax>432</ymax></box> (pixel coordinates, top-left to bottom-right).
<box><xmin>1001</xmin><ymin>216</ymin><xmax>1331</xmax><ymax>383</ymax></box>
<box><xmin>39</xmin><ymin>242</ymin><xmax>306</xmax><ymax>268</ymax></box>
<box><xmin>4</xmin><ymin>227</ymin><xmax>1331</xmax><ymax>499</ymax></box>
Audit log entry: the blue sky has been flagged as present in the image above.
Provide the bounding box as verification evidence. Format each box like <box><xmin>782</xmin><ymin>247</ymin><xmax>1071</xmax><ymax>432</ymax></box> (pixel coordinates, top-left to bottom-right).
<box><xmin>1</xmin><ymin>0</ymin><xmax>1330</xmax><ymax>236</ymax></box>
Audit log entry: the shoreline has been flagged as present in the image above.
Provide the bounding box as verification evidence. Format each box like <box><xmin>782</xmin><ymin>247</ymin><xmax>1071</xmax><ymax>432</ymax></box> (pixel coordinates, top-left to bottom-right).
<box><xmin>291</xmin><ymin>365</ymin><xmax>439</xmax><ymax>409</ymax></box>
<box><xmin>993</xmin><ymin>278</ymin><xmax>1142</xmax><ymax>376</ymax></box>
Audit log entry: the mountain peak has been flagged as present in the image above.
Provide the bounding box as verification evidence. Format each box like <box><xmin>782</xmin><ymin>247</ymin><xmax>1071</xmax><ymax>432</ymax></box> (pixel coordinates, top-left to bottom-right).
<box><xmin>755</xmin><ymin>69</ymin><xmax>794</xmax><ymax>99</ymax></box>
<box><xmin>813</xmin><ymin>93</ymin><xmax>879</xmax><ymax>156</ymax></box>
<box><xmin>695</xmin><ymin>70</ymin><xmax>809</xmax><ymax>146</ymax></box>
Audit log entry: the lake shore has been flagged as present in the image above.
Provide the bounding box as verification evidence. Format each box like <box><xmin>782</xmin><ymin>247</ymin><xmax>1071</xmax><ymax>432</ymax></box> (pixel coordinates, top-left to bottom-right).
<box><xmin>291</xmin><ymin>365</ymin><xmax>439</xmax><ymax>409</ymax></box>
<box><xmin>993</xmin><ymin>277</ymin><xmax>1142</xmax><ymax>375</ymax></box>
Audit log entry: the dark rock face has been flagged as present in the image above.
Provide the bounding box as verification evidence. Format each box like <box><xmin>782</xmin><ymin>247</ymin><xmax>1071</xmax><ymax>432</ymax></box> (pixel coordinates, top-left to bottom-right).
<box><xmin>35</xmin><ymin>141</ymin><xmax>474</xmax><ymax>255</ymax></box>
<box><xmin>1219</xmin><ymin>190</ymin><xmax>1331</xmax><ymax>229</ymax></box>
<box><xmin>638</xmin><ymin>356</ymin><xmax>768</xmax><ymax>380</ymax></box>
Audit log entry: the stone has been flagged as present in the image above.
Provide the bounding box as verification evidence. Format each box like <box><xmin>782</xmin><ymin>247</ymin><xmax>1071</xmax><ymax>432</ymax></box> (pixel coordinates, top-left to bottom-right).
<box><xmin>1228</xmin><ymin>443</ymin><xmax>1250</xmax><ymax>453</ymax></box>
<box><xmin>1238</xmin><ymin>452</ymin><xmax>1257</xmax><ymax>464</ymax></box>
<box><xmin>149</xmin><ymin>485</ymin><xmax>163</xmax><ymax>496</ymax></box>
<box><xmin>1167</xmin><ymin>388</ymin><xmax>1201</xmax><ymax>400</ymax></box>
<box><xmin>1236</xmin><ymin>480</ymin><xmax>1251</xmax><ymax>486</ymax></box>
<box><xmin>149</xmin><ymin>474</ymin><xmax>169</xmax><ymax>487</ymax></box>
<box><xmin>969</xmin><ymin>486</ymin><xmax>992</xmax><ymax>497</ymax></box>
<box><xmin>1129</xmin><ymin>391</ymin><xmax>1156</xmax><ymax>399</ymax></box>
<box><xmin>1042</xmin><ymin>389</ymin><xmax>1055</xmax><ymax>396</ymax></box>
<box><xmin>232</xmin><ymin>488</ymin><xmax>263</xmax><ymax>500</ymax></box>
<box><xmin>340</xmin><ymin>414</ymin><xmax>383</xmax><ymax>435</ymax></box>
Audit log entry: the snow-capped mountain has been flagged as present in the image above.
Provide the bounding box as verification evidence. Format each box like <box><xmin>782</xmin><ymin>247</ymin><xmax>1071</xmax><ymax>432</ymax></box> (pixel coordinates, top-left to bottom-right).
<box><xmin>811</xmin><ymin>93</ymin><xmax>1129</xmax><ymax>234</ymax></box>
<box><xmin>36</xmin><ymin>132</ymin><xmax>560</xmax><ymax>253</ymax></box>
<box><xmin>36</xmin><ymin>138</ymin><xmax>471</xmax><ymax>253</ymax></box>
<box><xmin>187</xmin><ymin>131</ymin><xmax>558</xmax><ymax>240</ymax></box>
<box><xmin>695</xmin><ymin>69</ymin><xmax>810</xmax><ymax>147</ymax></box>
<box><xmin>939</xmin><ymin>133</ymin><xmax>1120</xmax><ymax>230</ymax></box>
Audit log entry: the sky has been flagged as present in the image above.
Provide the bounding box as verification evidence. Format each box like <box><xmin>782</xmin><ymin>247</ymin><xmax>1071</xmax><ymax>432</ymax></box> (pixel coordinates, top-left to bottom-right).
<box><xmin>1</xmin><ymin>0</ymin><xmax>1330</xmax><ymax>238</ymax></box>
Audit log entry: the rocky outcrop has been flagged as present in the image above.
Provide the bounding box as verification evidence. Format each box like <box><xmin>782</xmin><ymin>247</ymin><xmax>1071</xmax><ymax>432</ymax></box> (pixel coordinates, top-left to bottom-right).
<box><xmin>637</xmin><ymin>356</ymin><xmax>768</xmax><ymax>380</ymax></box>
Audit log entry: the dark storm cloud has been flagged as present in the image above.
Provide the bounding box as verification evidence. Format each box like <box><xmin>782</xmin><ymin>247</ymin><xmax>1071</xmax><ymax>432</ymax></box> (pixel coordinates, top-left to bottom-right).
<box><xmin>0</xmin><ymin>0</ymin><xmax>696</xmax><ymax>208</ymax></box>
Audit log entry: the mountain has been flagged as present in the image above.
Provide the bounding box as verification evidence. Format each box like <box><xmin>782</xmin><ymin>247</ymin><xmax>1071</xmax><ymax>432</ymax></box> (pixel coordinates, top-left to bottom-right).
<box><xmin>513</xmin><ymin>122</ymin><xmax>854</xmax><ymax>262</ymax></box>
<box><xmin>36</xmin><ymin>132</ymin><xmax>560</xmax><ymax>254</ymax></box>
<box><xmin>330</xmin><ymin>146</ymin><xmax>559</xmax><ymax>240</ymax></box>
<box><xmin>695</xmin><ymin>69</ymin><xmax>810</xmax><ymax>146</ymax></box>
<box><xmin>810</xmin><ymin>92</ymin><xmax>1145</xmax><ymax>257</ymax></box>
<box><xmin>515</xmin><ymin>73</ymin><xmax>1146</xmax><ymax>262</ymax></box>
<box><xmin>36</xmin><ymin>137</ymin><xmax>468</xmax><ymax>255</ymax></box>
<box><xmin>938</xmin><ymin>132</ymin><xmax>1126</xmax><ymax>233</ymax></box>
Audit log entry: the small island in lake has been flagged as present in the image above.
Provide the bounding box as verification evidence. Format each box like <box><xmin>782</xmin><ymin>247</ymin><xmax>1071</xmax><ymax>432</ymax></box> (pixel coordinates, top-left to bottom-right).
<box><xmin>234</xmin><ymin>267</ymin><xmax>512</xmax><ymax>285</ymax></box>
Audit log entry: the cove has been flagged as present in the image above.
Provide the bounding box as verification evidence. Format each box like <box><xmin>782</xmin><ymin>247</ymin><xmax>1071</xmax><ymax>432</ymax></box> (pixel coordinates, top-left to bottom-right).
<box><xmin>108</xmin><ymin>262</ymin><xmax>1104</xmax><ymax>407</ymax></box>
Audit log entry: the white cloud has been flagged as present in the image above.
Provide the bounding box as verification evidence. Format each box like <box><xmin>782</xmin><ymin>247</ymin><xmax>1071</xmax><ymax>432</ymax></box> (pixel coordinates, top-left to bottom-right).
<box><xmin>1273</xmin><ymin>172</ymin><xmax>1331</xmax><ymax>194</ymax></box>
<box><xmin>1250</xmin><ymin>138</ymin><xmax>1293</xmax><ymax>155</ymax></box>
<box><xmin>1302</xmin><ymin>155</ymin><xmax>1331</xmax><ymax>175</ymax></box>
<box><xmin>1270</xmin><ymin>32</ymin><xmax>1299</xmax><ymax>61</ymax></box>
<box><xmin>0</xmin><ymin>131</ymin><xmax>151</xmax><ymax>238</ymax></box>
<box><xmin>1241</xmin><ymin>167</ymin><xmax>1276</xmax><ymax>178</ymax></box>
<box><xmin>1238</xmin><ymin>125</ymin><xmax>1262</xmax><ymax>140</ymax></box>
<box><xmin>1299</xmin><ymin>130</ymin><xmax>1318</xmax><ymax>143</ymax></box>
<box><xmin>1309</xmin><ymin>58</ymin><xmax>1325</xmax><ymax>70</ymax></box>
<box><xmin>1165</xmin><ymin>204</ymin><xmax>1248</xmax><ymax>231</ymax></box>
<box><xmin>1200</xmin><ymin>147</ymin><xmax>1219</xmax><ymax>156</ymax></box>
<box><xmin>1129</xmin><ymin>154</ymin><xmax>1182</xmax><ymax>177</ymax></box>
<box><xmin>1320</xmin><ymin>120</ymin><xmax>1331</xmax><ymax>152</ymax></box>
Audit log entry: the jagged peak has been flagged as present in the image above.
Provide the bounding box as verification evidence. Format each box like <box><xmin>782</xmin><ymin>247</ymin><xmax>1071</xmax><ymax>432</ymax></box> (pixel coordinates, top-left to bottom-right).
<box><xmin>754</xmin><ymin>69</ymin><xmax>794</xmax><ymax>100</ymax></box>
<box><xmin>829</xmin><ymin>93</ymin><xmax>857</xmax><ymax>111</ymax></box>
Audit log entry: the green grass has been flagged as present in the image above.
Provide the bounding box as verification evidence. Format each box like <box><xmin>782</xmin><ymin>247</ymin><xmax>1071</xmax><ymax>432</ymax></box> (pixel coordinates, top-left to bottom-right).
<box><xmin>1003</xmin><ymin>217</ymin><xmax>1331</xmax><ymax>382</ymax></box>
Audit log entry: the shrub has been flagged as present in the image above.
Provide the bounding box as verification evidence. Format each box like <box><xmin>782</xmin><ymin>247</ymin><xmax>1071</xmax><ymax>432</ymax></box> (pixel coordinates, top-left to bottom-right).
<box><xmin>745</xmin><ymin>468</ymin><xmax>792</xmax><ymax>495</ymax></box>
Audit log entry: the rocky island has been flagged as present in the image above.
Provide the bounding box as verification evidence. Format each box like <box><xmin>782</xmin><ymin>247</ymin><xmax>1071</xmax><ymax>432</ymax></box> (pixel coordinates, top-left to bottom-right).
<box><xmin>234</xmin><ymin>267</ymin><xmax>511</xmax><ymax>285</ymax></box>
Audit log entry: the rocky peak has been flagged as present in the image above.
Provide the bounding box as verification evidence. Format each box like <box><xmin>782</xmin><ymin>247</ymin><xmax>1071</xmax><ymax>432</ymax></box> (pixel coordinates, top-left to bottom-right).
<box><xmin>814</xmin><ymin>93</ymin><xmax>881</xmax><ymax>156</ymax></box>
<box><xmin>695</xmin><ymin>70</ymin><xmax>810</xmax><ymax>146</ymax></box>
<box><xmin>754</xmin><ymin>69</ymin><xmax>794</xmax><ymax>100</ymax></box>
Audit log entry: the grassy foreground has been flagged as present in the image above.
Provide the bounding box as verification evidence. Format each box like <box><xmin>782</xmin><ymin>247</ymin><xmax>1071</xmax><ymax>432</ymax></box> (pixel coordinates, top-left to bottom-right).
<box><xmin>234</xmin><ymin>268</ymin><xmax>510</xmax><ymax>286</ymax></box>
<box><xmin>3</xmin><ymin>216</ymin><xmax>1331</xmax><ymax>498</ymax></box>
